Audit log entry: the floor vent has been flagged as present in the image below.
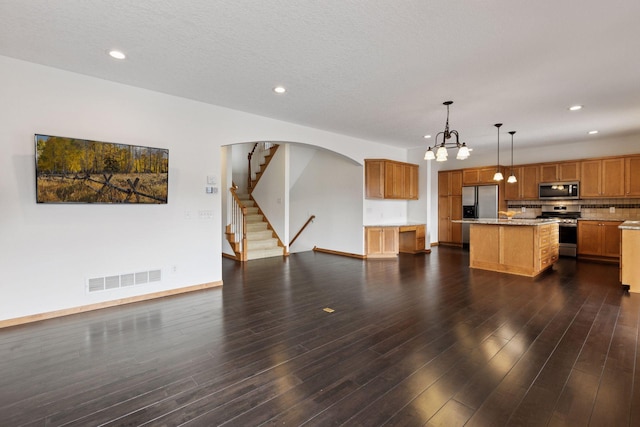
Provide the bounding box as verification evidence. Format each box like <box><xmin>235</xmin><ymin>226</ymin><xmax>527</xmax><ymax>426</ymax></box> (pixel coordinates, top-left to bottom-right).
<box><xmin>87</xmin><ymin>269</ymin><xmax>162</xmax><ymax>293</ymax></box>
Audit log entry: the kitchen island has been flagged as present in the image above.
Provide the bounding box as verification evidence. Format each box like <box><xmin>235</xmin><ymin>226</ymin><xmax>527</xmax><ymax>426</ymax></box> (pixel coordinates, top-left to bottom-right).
<box><xmin>454</xmin><ymin>219</ymin><xmax>559</xmax><ymax>277</ymax></box>
<box><xmin>620</xmin><ymin>220</ymin><xmax>640</xmax><ymax>292</ymax></box>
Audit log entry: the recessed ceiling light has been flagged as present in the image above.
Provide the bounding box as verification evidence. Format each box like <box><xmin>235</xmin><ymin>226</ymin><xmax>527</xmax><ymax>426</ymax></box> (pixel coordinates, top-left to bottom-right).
<box><xmin>273</xmin><ymin>86</ymin><xmax>286</xmax><ymax>94</ymax></box>
<box><xmin>423</xmin><ymin>134</ymin><xmax>432</xmax><ymax>139</ymax></box>
<box><xmin>588</xmin><ymin>130</ymin><xmax>599</xmax><ymax>135</ymax></box>
<box><xmin>568</xmin><ymin>105</ymin><xmax>583</xmax><ymax>111</ymax></box>
<box><xmin>108</xmin><ymin>50</ymin><xmax>126</xmax><ymax>60</ymax></box>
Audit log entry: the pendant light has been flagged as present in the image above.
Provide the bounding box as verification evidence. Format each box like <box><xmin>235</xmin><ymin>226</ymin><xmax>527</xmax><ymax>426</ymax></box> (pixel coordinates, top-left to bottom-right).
<box><xmin>507</xmin><ymin>131</ymin><xmax>517</xmax><ymax>183</ymax></box>
<box><xmin>424</xmin><ymin>101</ymin><xmax>470</xmax><ymax>161</ymax></box>
<box><xmin>493</xmin><ymin>123</ymin><xmax>504</xmax><ymax>181</ymax></box>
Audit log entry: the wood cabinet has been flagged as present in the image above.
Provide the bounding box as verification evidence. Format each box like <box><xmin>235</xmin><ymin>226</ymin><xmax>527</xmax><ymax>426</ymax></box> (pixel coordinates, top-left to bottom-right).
<box><xmin>463</xmin><ymin>167</ymin><xmax>499</xmax><ymax>185</ymax></box>
<box><xmin>365</xmin><ymin>159</ymin><xmax>418</xmax><ymax>200</ymax></box>
<box><xmin>578</xmin><ymin>220</ymin><xmax>623</xmax><ymax>261</ymax></box>
<box><xmin>625</xmin><ymin>156</ymin><xmax>640</xmax><ymax>197</ymax></box>
<box><xmin>469</xmin><ymin>223</ymin><xmax>559</xmax><ymax>277</ymax></box>
<box><xmin>438</xmin><ymin>195</ymin><xmax>462</xmax><ymax>244</ymax></box>
<box><xmin>539</xmin><ymin>161</ymin><xmax>580</xmax><ymax>182</ymax></box>
<box><xmin>438</xmin><ymin>170</ymin><xmax>462</xmax><ymax>245</ymax></box>
<box><xmin>438</xmin><ymin>170</ymin><xmax>462</xmax><ymax>196</ymax></box>
<box><xmin>580</xmin><ymin>158</ymin><xmax>625</xmax><ymax>198</ymax></box>
<box><xmin>621</xmin><ymin>227</ymin><xmax>640</xmax><ymax>292</ymax></box>
<box><xmin>504</xmin><ymin>165</ymin><xmax>539</xmax><ymax>200</ymax></box>
<box><xmin>399</xmin><ymin>224</ymin><xmax>426</xmax><ymax>254</ymax></box>
<box><xmin>365</xmin><ymin>226</ymin><xmax>399</xmax><ymax>258</ymax></box>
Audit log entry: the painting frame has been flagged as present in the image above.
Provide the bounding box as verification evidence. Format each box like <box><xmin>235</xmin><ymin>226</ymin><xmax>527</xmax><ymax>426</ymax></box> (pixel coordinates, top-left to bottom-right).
<box><xmin>35</xmin><ymin>134</ymin><xmax>169</xmax><ymax>204</ymax></box>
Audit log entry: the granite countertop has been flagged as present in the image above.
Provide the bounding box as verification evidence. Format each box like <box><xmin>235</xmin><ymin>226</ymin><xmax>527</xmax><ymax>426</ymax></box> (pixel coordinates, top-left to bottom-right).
<box><xmin>453</xmin><ymin>218</ymin><xmax>559</xmax><ymax>226</ymax></box>
<box><xmin>364</xmin><ymin>222</ymin><xmax>425</xmax><ymax>227</ymax></box>
<box><xmin>578</xmin><ymin>218</ymin><xmax>630</xmax><ymax>222</ymax></box>
<box><xmin>619</xmin><ymin>221</ymin><xmax>640</xmax><ymax>230</ymax></box>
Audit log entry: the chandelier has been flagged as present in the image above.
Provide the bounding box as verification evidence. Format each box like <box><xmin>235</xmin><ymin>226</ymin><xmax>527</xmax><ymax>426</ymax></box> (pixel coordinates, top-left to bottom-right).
<box><xmin>424</xmin><ymin>101</ymin><xmax>470</xmax><ymax>161</ymax></box>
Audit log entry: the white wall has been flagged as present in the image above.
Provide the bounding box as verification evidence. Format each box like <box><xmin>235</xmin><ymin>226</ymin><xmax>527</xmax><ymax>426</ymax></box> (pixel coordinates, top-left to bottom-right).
<box><xmin>251</xmin><ymin>145</ymin><xmax>289</xmax><ymax>245</ymax></box>
<box><xmin>0</xmin><ymin>56</ymin><xmax>406</xmax><ymax>321</ymax></box>
<box><xmin>407</xmin><ymin>148</ymin><xmax>433</xmax><ymax>244</ymax></box>
<box><xmin>231</xmin><ymin>143</ymin><xmax>251</xmax><ymax>190</ymax></box>
<box><xmin>289</xmin><ymin>148</ymin><xmax>364</xmax><ymax>254</ymax></box>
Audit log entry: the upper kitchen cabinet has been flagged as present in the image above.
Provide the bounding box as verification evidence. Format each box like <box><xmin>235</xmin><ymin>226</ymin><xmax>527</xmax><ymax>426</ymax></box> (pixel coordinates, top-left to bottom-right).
<box><xmin>625</xmin><ymin>156</ymin><xmax>640</xmax><ymax>197</ymax></box>
<box><xmin>539</xmin><ymin>161</ymin><xmax>580</xmax><ymax>182</ymax></box>
<box><xmin>462</xmin><ymin>167</ymin><xmax>499</xmax><ymax>185</ymax></box>
<box><xmin>580</xmin><ymin>158</ymin><xmax>625</xmax><ymax>198</ymax></box>
<box><xmin>365</xmin><ymin>159</ymin><xmax>419</xmax><ymax>200</ymax></box>
<box><xmin>504</xmin><ymin>165</ymin><xmax>539</xmax><ymax>200</ymax></box>
<box><xmin>438</xmin><ymin>170</ymin><xmax>462</xmax><ymax>196</ymax></box>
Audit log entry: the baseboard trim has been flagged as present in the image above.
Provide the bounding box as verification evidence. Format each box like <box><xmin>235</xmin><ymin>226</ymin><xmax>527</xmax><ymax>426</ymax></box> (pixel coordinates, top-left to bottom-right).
<box><xmin>222</xmin><ymin>252</ymin><xmax>237</xmax><ymax>260</ymax></box>
<box><xmin>0</xmin><ymin>281</ymin><xmax>223</xmax><ymax>329</ymax></box>
<box><xmin>313</xmin><ymin>246</ymin><xmax>366</xmax><ymax>259</ymax></box>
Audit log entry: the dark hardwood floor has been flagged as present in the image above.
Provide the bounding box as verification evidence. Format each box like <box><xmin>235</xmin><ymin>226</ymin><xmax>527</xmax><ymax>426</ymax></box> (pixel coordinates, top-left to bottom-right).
<box><xmin>1</xmin><ymin>247</ymin><xmax>639</xmax><ymax>426</ymax></box>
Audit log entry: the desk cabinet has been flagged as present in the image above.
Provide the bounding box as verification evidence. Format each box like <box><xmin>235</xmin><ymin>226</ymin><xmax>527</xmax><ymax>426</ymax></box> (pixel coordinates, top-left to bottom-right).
<box><xmin>365</xmin><ymin>159</ymin><xmax>419</xmax><ymax>200</ymax></box>
<box><xmin>365</xmin><ymin>226</ymin><xmax>399</xmax><ymax>258</ymax></box>
<box><xmin>399</xmin><ymin>224</ymin><xmax>426</xmax><ymax>254</ymax></box>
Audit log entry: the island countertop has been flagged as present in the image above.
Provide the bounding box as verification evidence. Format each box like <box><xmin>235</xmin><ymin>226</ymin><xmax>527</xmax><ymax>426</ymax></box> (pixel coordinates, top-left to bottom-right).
<box><xmin>619</xmin><ymin>220</ymin><xmax>640</xmax><ymax>230</ymax></box>
<box><xmin>453</xmin><ymin>218</ymin><xmax>559</xmax><ymax>226</ymax></box>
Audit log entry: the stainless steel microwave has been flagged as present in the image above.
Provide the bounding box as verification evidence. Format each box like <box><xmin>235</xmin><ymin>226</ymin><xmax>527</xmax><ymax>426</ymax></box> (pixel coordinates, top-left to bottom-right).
<box><xmin>539</xmin><ymin>182</ymin><xmax>580</xmax><ymax>199</ymax></box>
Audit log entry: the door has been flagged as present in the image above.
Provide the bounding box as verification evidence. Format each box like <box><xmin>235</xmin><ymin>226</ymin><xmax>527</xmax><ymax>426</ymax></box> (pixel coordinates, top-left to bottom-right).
<box><xmin>462</xmin><ymin>186</ymin><xmax>476</xmax><ymax>206</ymax></box>
<box><xmin>477</xmin><ymin>185</ymin><xmax>498</xmax><ymax>218</ymax></box>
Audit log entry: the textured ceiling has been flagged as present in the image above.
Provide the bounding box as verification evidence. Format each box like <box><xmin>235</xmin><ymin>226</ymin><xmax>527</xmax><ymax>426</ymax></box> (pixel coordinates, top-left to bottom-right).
<box><xmin>1</xmin><ymin>0</ymin><xmax>639</xmax><ymax>151</ymax></box>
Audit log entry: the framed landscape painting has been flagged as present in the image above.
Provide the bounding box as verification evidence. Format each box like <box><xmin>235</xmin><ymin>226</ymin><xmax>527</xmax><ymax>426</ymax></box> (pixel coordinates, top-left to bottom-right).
<box><xmin>35</xmin><ymin>134</ymin><xmax>169</xmax><ymax>204</ymax></box>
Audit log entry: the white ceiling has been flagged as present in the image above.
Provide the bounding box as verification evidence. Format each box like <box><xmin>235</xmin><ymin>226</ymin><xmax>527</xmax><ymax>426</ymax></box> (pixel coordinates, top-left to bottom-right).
<box><xmin>1</xmin><ymin>0</ymin><xmax>639</xmax><ymax>152</ymax></box>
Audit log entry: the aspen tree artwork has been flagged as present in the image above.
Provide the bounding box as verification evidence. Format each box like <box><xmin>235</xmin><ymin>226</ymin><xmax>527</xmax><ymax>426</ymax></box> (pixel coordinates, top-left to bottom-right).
<box><xmin>35</xmin><ymin>134</ymin><xmax>169</xmax><ymax>204</ymax></box>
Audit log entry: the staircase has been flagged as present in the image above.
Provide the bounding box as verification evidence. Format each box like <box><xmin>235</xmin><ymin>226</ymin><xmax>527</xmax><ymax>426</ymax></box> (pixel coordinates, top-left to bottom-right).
<box><xmin>226</xmin><ymin>142</ymin><xmax>286</xmax><ymax>261</ymax></box>
<box><xmin>233</xmin><ymin>193</ymin><xmax>285</xmax><ymax>260</ymax></box>
<box><xmin>248</xmin><ymin>143</ymin><xmax>279</xmax><ymax>192</ymax></box>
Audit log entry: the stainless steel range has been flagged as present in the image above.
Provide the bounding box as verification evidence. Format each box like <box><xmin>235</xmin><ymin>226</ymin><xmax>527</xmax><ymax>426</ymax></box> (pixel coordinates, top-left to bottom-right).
<box><xmin>537</xmin><ymin>205</ymin><xmax>581</xmax><ymax>257</ymax></box>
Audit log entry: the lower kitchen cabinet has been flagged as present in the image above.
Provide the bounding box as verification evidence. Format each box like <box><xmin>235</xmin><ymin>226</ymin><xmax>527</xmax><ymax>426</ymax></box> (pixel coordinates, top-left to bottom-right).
<box><xmin>621</xmin><ymin>226</ymin><xmax>640</xmax><ymax>292</ymax></box>
<box><xmin>438</xmin><ymin>195</ymin><xmax>462</xmax><ymax>245</ymax></box>
<box><xmin>469</xmin><ymin>222</ymin><xmax>558</xmax><ymax>277</ymax></box>
<box><xmin>365</xmin><ymin>226</ymin><xmax>399</xmax><ymax>258</ymax></box>
<box><xmin>577</xmin><ymin>220</ymin><xmax>623</xmax><ymax>261</ymax></box>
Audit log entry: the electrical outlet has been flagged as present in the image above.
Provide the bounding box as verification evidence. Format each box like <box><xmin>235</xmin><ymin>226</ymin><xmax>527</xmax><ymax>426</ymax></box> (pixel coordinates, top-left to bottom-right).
<box><xmin>521</xmin><ymin>207</ymin><xmax>526</xmax><ymax>213</ymax></box>
<box><xmin>610</xmin><ymin>206</ymin><xmax>615</xmax><ymax>213</ymax></box>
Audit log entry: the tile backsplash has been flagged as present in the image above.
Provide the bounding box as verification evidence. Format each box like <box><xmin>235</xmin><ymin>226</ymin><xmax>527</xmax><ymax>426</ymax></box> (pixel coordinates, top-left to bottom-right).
<box><xmin>507</xmin><ymin>199</ymin><xmax>640</xmax><ymax>220</ymax></box>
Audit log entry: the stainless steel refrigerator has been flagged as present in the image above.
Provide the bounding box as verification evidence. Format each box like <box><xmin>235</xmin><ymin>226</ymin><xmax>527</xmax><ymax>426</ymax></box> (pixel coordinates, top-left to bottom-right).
<box><xmin>461</xmin><ymin>185</ymin><xmax>499</xmax><ymax>246</ymax></box>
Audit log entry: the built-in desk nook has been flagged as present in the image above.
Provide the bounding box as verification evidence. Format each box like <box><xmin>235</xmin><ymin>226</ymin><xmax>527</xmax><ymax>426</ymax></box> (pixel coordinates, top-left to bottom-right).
<box><xmin>365</xmin><ymin>223</ymin><xmax>427</xmax><ymax>258</ymax></box>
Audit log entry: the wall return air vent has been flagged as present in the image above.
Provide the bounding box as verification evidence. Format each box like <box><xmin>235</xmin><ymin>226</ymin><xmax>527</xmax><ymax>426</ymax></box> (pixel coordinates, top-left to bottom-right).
<box><xmin>87</xmin><ymin>269</ymin><xmax>162</xmax><ymax>293</ymax></box>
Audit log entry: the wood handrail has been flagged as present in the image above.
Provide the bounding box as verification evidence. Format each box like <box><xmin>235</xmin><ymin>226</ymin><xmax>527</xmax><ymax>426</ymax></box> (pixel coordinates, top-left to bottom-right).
<box><xmin>247</xmin><ymin>143</ymin><xmax>259</xmax><ymax>192</ymax></box>
<box><xmin>290</xmin><ymin>215</ymin><xmax>316</xmax><ymax>246</ymax></box>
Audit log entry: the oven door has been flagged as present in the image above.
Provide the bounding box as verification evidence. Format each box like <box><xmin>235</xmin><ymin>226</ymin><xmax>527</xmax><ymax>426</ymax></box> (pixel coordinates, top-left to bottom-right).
<box><xmin>558</xmin><ymin>224</ymin><xmax>577</xmax><ymax>257</ymax></box>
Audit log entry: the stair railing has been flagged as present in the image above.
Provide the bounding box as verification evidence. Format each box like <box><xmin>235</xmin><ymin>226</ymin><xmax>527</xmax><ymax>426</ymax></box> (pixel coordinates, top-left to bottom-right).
<box><xmin>247</xmin><ymin>142</ymin><xmax>276</xmax><ymax>192</ymax></box>
<box><xmin>290</xmin><ymin>215</ymin><xmax>316</xmax><ymax>246</ymax></box>
<box><xmin>229</xmin><ymin>186</ymin><xmax>248</xmax><ymax>261</ymax></box>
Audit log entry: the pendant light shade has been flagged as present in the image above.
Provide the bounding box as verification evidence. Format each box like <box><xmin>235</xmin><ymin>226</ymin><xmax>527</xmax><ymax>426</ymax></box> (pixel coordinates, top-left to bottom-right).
<box><xmin>507</xmin><ymin>131</ymin><xmax>517</xmax><ymax>183</ymax></box>
<box><xmin>493</xmin><ymin>123</ymin><xmax>504</xmax><ymax>181</ymax></box>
